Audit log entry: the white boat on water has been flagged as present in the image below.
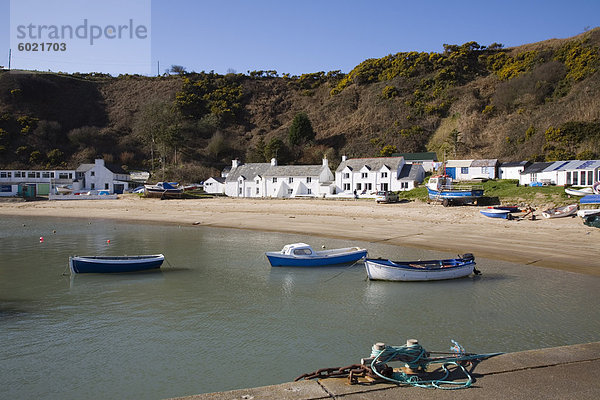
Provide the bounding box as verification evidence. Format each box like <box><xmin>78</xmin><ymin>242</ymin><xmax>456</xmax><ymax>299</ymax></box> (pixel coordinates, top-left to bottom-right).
<box><xmin>364</xmin><ymin>254</ymin><xmax>477</xmax><ymax>281</ymax></box>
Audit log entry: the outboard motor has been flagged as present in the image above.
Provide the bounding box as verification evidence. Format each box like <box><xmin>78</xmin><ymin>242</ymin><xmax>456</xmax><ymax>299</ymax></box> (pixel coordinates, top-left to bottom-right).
<box><xmin>461</xmin><ymin>253</ymin><xmax>475</xmax><ymax>262</ymax></box>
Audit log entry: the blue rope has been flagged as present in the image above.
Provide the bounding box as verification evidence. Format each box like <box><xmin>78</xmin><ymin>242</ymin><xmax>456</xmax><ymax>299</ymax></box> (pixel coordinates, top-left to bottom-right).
<box><xmin>369</xmin><ymin>341</ymin><xmax>502</xmax><ymax>389</ymax></box>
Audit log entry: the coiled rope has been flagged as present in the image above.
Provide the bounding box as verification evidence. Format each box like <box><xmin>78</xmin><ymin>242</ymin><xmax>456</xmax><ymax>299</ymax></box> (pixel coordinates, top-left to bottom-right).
<box><xmin>369</xmin><ymin>341</ymin><xmax>502</xmax><ymax>389</ymax></box>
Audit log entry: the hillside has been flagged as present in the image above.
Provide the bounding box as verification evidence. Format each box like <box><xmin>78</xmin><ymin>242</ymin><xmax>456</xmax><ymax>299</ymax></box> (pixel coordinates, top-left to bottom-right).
<box><xmin>1</xmin><ymin>28</ymin><xmax>600</xmax><ymax>181</ymax></box>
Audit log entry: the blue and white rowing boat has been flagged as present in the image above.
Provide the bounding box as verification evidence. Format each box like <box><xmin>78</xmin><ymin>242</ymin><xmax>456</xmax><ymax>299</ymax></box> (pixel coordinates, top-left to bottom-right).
<box><xmin>69</xmin><ymin>254</ymin><xmax>165</xmax><ymax>274</ymax></box>
<box><xmin>364</xmin><ymin>253</ymin><xmax>477</xmax><ymax>281</ymax></box>
<box><xmin>265</xmin><ymin>243</ymin><xmax>367</xmax><ymax>267</ymax></box>
<box><xmin>480</xmin><ymin>209</ymin><xmax>511</xmax><ymax>219</ymax></box>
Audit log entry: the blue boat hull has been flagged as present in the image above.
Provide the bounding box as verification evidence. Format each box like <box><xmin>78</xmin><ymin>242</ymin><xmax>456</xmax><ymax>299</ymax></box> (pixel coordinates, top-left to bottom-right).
<box><xmin>266</xmin><ymin>250</ymin><xmax>367</xmax><ymax>267</ymax></box>
<box><xmin>70</xmin><ymin>255</ymin><xmax>164</xmax><ymax>274</ymax></box>
<box><xmin>427</xmin><ymin>187</ymin><xmax>484</xmax><ymax>201</ymax></box>
<box><xmin>479</xmin><ymin>210</ymin><xmax>509</xmax><ymax>219</ymax></box>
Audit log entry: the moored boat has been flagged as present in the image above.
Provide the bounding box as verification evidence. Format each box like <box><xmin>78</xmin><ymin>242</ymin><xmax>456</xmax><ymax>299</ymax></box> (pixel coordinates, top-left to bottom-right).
<box><xmin>426</xmin><ymin>175</ymin><xmax>484</xmax><ymax>206</ymax></box>
<box><xmin>265</xmin><ymin>243</ymin><xmax>367</xmax><ymax>267</ymax></box>
<box><xmin>69</xmin><ymin>254</ymin><xmax>165</xmax><ymax>274</ymax></box>
<box><xmin>364</xmin><ymin>253</ymin><xmax>477</xmax><ymax>281</ymax></box>
<box><xmin>541</xmin><ymin>203</ymin><xmax>578</xmax><ymax>219</ymax></box>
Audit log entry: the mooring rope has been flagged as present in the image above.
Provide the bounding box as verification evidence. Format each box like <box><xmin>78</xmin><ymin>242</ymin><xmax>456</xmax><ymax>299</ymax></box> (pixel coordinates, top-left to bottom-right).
<box><xmin>369</xmin><ymin>341</ymin><xmax>502</xmax><ymax>389</ymax></box>
<box><xmin>321</xmin><ymin>257</ymin><xmax>365</xmax><ymax>284</ymax></box>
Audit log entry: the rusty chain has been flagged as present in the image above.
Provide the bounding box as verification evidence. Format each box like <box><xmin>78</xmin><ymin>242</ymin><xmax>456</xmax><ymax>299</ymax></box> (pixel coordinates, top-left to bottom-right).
<box><xmin>295</xmin><ymin>363</ymin><xmax>394</xmax><ymax>384</ymax></box>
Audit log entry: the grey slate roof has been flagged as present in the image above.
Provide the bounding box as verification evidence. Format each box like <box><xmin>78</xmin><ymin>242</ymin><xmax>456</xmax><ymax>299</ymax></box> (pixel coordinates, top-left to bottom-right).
<box><xmin>265</xmin><ymin>165</ymin><xmax>327</xmax><ymax>177</ymax></box>
<box><xmin>335</xmin><ymin>157</ymin><xmax>404</xmax><ymax>173</ymax></box>
<box><xmin>225</xmin><ymin>163</ymin><xmax>272</xmax><ymax>182</ymax></box>
<box><xmin>75</xmin><ymin>162</ymin><xmax>127</xmax><ymax>174</ymax></box>
<box><xmin>522</xmin><ymin>162</ymin><xmax>554</xmax><ymax>174</ymax></box>
<box><xmin>471</xmin><ymin>159</ymin><xmax>498</xmax><ymax>167</ymax></box>
<box><xmin>500</xmin><ymin>161</ymin><xmax>530</xmax><ymax>168</ymax></box>
<box><xmin>76</xmin><ymin>164</ymin><xmax>94</xmax><ymax>172</ymax></box>
<box><xmin>391</xmin><ymin>152</ymin><xmax>438</xmax><ymax>161</ymax></box>
<box><xmin>225</xmin><ymin>163</ymin><xmax>330</xmax><ymax>182</ymax></box>
<box><xmin>208</xmin><ymin>177</ymin><xmax>225</xmax><ymax>183</ymax></box>
<box><xmin>398</xmin><ymin>164</ymin><xmax>421</xmax><ymax>180</ymax></box>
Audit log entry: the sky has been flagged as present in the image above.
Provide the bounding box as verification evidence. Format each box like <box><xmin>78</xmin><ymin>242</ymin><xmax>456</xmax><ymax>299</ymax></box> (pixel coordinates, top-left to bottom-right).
<box><xmin>1</xmin><ymin>0</ymin><xmax>600</xmax><ymax>76</ymax></box>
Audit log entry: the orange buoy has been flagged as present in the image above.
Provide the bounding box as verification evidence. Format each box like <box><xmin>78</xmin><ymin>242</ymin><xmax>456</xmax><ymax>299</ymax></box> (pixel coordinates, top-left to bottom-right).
<box><xmin>39</xmin><ymin>237</ymin><xmax>44</xmax><ymax>243</ymax></box>
<box><xmin>107</xmin><ymin>239</ymin><xmax>110</xmax><ymax>244</ymax></box>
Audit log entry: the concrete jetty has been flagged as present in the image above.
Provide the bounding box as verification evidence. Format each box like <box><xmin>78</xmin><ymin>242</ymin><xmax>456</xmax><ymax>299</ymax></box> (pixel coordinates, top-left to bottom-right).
<box><xmin>169</xmin><ymin>342</ymin><xmax>600</xmax><ymax>399</ymax></box>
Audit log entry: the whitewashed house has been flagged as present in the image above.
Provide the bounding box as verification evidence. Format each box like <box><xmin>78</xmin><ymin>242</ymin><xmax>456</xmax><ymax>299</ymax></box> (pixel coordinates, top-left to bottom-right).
<box><xmin>264</xmin><ymin>158</ymin><xmax>335</xmax><ymax>198</ymax></box>
<box><xmin>444</xmin><ymin>159</ymin><xmax>498</xmax><ymax>181</ymax></box>
<box><xmin>224</xmin><ymin>158</ymin><xmax>334</xmax><ymax>198</ymax></box>
<box><xmin>0</xmin><ymin>167</ymin><xmax>76</xmax><ymax>196</ymax></box>
<box><xmin>519</xmin><ymin>160</ymin><xmax>600</xmax><ymax>186</ymax></box>
<box><xmin>558</xmin><ymin>160</ymin><xmax>600</xmax><ymax>186</ymax></box>
<box><xmin>224</xmin><ymin>159</ymin><xmax>273</xmax><ymax>197</ymax></box>
<box><xmin>76</xmin><ymin>159</ymin><xmax>131</xmax><ymax>193</ymax></box>
<box><xmin>518</xmin><ymin>162</ymin><xmax>555</xmax><ymax>186</ymax></box>
<box><xmin>499</xmin><ymin>161</ymin><xmax>531</xmax><ymax>180</ymax></box>
<box><xmin>334</xmin><ymin>156</ymin><xmax>425</xmax><ymax>196</ymax></box>
<box><xmin>203</xmin><ymin>177</ymin><xmax>226</xmax><ymax>194</ymax></box>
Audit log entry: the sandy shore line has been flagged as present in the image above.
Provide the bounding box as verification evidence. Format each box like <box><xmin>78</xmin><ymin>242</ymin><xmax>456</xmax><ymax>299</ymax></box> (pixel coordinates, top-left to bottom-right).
<box><xmin>1</xmin><ymin>195</ymin><xmax>599</xmax><ymax>276</ymax></box>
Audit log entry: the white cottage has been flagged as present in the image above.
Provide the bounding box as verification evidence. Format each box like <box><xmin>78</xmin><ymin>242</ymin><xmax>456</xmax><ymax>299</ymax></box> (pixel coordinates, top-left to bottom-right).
<box><xmin>224</xmin><ymin>158</ymin><xmax>334</xmax><ymax>198</ymax></box>
<box><xmin>444</xmin><ymin>159</ymin><xmax>498</xmax><ymax>181</ymax></box>
<box><xmin>499</xmin><ymin>161</ymin><xmax>531</xmax><ymax>180</ymax></box>
<box><xmin>76</xmin><ymin>159</ymin><xmax>131</xmax><ymax>193</ymax></box>
<box><xmin>203</xmin><ymin>177</ymin><xmax>226</xmax><ymax>194</ymax></box>
<box><xmin>335</xmin><ymin>156</ymin><xmax>425</xmax><ymax>196</ymax></box>
<box><xmin>519</xmin><ymin>160</ymin><xmax>600</xmax><ymax>186</ymax></box>
<box><xmin>264</xmin><ymin>158</ymin><xmax>334</xmax><ymax>198</ymax></box>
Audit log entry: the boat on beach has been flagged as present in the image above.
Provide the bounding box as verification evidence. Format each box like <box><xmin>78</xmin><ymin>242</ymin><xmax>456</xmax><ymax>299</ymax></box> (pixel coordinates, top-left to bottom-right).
<box><xmin>565</xmin><ymin>187</ymin><xmax>594</xmax><ymax>196</ymax></box>
<box><xmin>69</xmin><ymin>254</ymin><xmax>165</xmax><ymax>274</ymax></box>
<box><xmin>265</xmin><ymin>243</ymin><xmax>367</xmax><ymax>267</ymax></box>
<box><xmin>577</xmin><ymin>194</ymin><xmax>600</xmax><ymax>217</ymax></box>
<box><xmin>480</xmin><ymin>208</ymin><xmax>511</xmax><ymax>219</ymax></box>
<box><xmin>364</xmin><ymin>253</ymin><xmax>477</xmax><ymax>281</ymax></box>
<box><xmin>583</xmin><ymin>214</ymin><xmax>600</xmax><ymax>228</ymax></box>
<box><xmin>144</xmin><ymin>182</ymin><xmax>183</xmax><ymax>198</ymax></box>
<box><xmin>426</xmin><ymin>175</ymin><xmax>484</xmax><ymax>206</ymax></box>
<box><xmin>541</xmin><ymin>204</ymin><xmax>578</xmax><ymax>219</ymax></box>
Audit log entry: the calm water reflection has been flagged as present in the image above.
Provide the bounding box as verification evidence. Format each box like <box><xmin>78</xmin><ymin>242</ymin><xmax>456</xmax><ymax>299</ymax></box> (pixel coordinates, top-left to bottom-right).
<box><xmin>1</xmin><ymin>215</ymin><xmax>599</xmax><ymax>399</ymax></box>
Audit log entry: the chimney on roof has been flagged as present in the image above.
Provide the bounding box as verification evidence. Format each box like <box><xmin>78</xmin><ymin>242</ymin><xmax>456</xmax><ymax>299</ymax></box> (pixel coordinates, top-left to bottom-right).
<box><xmin>342</xmin><ymin>155</ymin><xmax>347</xmax><ymax>162</ymax></box>
<box><xmin>322</xmin><ymin>155</ymin><xmax>328</xmax><ymax>167</ymax></box>
<box><xmin>232</xmin><ymin>159</ymin><xmax>239</xmax><ymax>168</ymax></box>
<box><xmin>271</xmin><ymin>158</ymin><xmax>277</xmax><ymax>166</ymax></box>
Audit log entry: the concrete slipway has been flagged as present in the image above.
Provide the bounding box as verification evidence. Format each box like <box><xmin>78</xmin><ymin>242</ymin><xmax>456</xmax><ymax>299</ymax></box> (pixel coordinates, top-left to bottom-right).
<box><xmin>169</xmin><ymin>342</ymin><xmax>600</xmax><ymax>400</ymax></box>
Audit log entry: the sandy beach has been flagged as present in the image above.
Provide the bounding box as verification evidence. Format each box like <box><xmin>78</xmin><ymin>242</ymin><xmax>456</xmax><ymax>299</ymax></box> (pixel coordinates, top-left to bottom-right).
<box><xmin>1</xmin><ymin>195</ymin><xmax>599</xmax><ymax>276</ymax></box>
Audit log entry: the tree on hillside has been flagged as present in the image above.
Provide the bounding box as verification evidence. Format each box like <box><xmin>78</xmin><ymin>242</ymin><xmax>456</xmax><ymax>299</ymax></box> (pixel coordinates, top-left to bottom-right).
<box><xmin>169</xmin><ymin>65</ymin><xmax>187</xmax><ymax>75</ymax></box>
<box><xmin>288</xmin><ymin>112</ymin><xmax>315</xmax><ymax>146</ymax></box>
<box><xmin>133</xmin><ymin>101</ymin><xmax>182</xmax><ymax>171</ymax></box>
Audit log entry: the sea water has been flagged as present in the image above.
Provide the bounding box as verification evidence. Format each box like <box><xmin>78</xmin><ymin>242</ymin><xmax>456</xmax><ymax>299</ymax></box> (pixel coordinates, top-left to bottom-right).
<box><xmin>1</xmin><ymin>215</ymin><xmax>599</xmax><ymax>399</ymax></box>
